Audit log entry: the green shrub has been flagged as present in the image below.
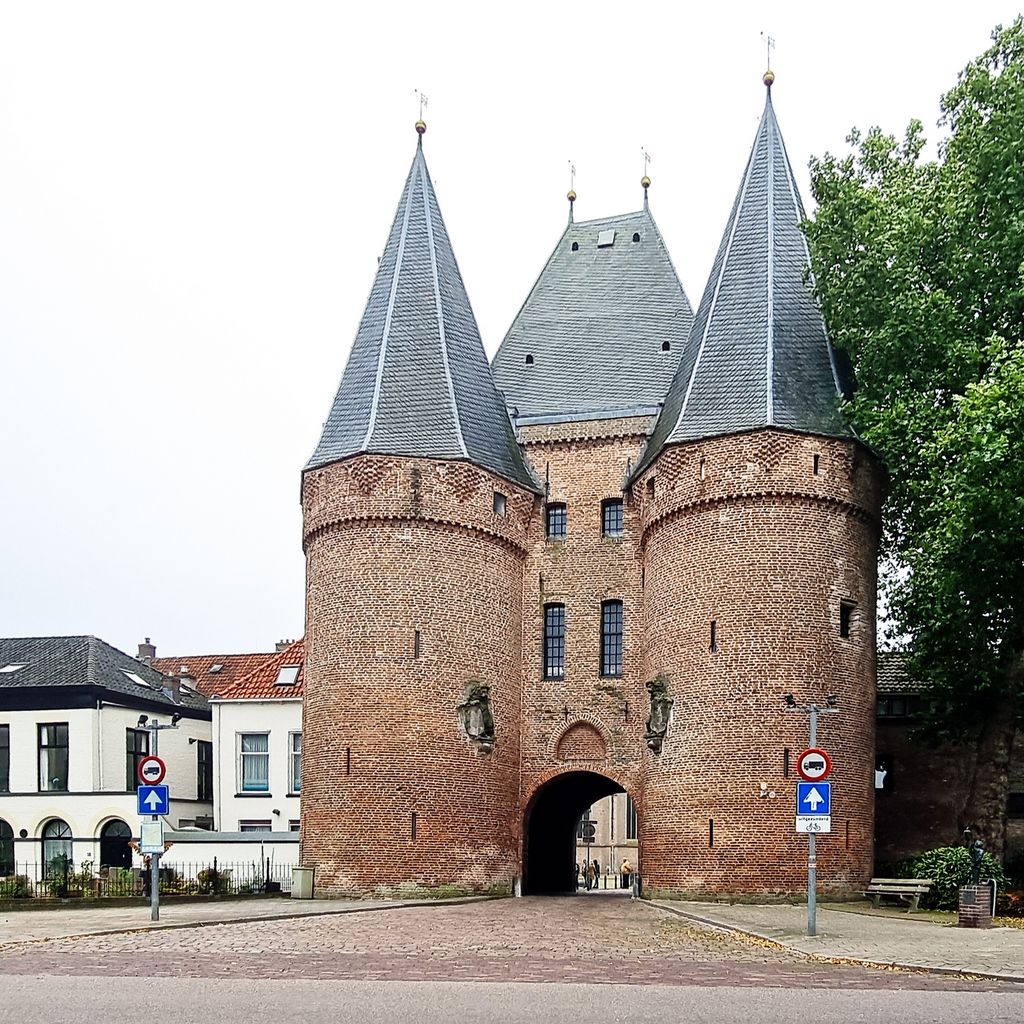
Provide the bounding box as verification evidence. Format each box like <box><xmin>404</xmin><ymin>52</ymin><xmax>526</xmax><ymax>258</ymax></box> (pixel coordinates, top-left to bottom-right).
<box><xmin>898</xmin><ymin>846</ymin><xmax>1006</xmax><ymax>909</ymax></box>
<box><xmin>0</xmin><ymin>874</ymin><xmax>32</xmax><ymax>898</ymax></box>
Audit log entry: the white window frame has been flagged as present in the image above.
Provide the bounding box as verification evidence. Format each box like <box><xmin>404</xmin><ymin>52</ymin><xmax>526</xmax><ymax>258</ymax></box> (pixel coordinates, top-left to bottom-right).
<box><xmin>289</xmin><ymin>731</ymin><xmax>302</xmax><ymax>794</ymax></box>
<box><xmin>238</xmin><ymin>732</ymin><xmax>270</xmax><ymax>793</ymax></box>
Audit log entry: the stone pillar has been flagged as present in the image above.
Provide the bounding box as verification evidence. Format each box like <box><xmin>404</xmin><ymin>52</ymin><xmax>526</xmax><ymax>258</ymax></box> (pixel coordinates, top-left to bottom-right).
<box><xmin>958</xmin><ymin>884</ymin><xmax>994</xmax><ymax>928</ymax></box>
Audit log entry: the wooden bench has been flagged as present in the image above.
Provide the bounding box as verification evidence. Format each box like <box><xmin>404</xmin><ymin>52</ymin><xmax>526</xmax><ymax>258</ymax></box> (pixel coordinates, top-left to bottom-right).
<box><xmin>864</xmin><ymin>877</ymin><xmax>933</xmax><ymax>912</ymax></box>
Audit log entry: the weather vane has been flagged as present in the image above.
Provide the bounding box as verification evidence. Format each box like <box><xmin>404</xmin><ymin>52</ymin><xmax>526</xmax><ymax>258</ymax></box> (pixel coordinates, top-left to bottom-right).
<box><xmin>761</xmin><ymin>31</ymin><xmax>775</xmax><ymax>69</ymax></box>
<box><xmin>415</xmin><ymin>90</ymin><xmax>429</xmax><ymax>120</ymax></box>
<box><xmin>642</xmin><ymin>149</ymin><xmax>651</xmax><ymax>176</ymax></box>
<box><xmin>568</xmin><ymin>161</ymin><xmax>576</xmax><ymax>193</ymax></box>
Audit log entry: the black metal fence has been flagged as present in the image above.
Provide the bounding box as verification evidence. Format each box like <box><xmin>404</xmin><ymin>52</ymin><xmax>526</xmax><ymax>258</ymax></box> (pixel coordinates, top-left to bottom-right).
<box><xmin>0</xmin><ymin>856</ymin><xmax>296</xmax><ymax>899</ymax></box>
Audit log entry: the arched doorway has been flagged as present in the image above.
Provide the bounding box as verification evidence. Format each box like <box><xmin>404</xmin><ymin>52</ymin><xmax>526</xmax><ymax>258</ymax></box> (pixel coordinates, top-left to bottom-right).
<box><xmin>99</xmin><ymin>819</ymin><xmax>132</xmax><ymax>869</ymax></box>
<box><xmin>523</xmin><ymin>770</ymin><xmax>634</xmax><ymax>894</ymax></box>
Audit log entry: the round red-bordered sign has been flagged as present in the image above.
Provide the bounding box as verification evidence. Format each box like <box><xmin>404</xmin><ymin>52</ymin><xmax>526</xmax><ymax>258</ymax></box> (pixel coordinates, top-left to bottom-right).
<box><xmin>796</xmin><ymin>748</ymin><xmax>831</xmax><ymax>782</ymax></box>
<box><xmin>137</xmin><ymin>754</ymin><xmax>167</xmax><ymax>785</ymax></box>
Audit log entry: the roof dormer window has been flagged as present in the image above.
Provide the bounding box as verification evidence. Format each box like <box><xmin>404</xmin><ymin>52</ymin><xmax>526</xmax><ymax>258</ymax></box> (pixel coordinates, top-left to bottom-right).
<box><xmin>597</xmin><ymin>229</ymin><xmax>616</xmax><ymax>248</ymax></box>
<box><xmin>571</xmin><ymin>241</ymin><xmax>579</xmax><ymax>252</ymax></box>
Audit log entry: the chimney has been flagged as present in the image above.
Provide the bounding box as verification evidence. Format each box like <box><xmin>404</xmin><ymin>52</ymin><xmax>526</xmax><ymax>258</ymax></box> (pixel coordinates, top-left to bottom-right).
<box><xmin>275</xmin><ymin>639</ymin><xmax>293</xmax><ymax>653</ymax></box>
<box><xmin>138</xmin><ymin>637</ymin><xmax>156</xmax><ymax>664</ymax></box>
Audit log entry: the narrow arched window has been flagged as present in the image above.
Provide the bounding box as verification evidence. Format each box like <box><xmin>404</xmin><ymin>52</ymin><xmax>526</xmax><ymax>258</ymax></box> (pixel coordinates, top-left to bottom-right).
<box><xmin>0</xmin><ymin>818</ymin><xmax>13</xmax><ymax>875</ymax></box>
<box><xmin>543</xmin><ymin>604</ymin><xmax>566</xmax><ymax>679</ymax></box>
<box><xmin>601</xmin><ymin>600</ymin><xmax>624</xmax><ymax>677</ymax></box>
<box><xmin>545</xmin><ymin>502</ymin><xmax>567</xmax><ymax>539</ymax></box>
<box><xmin>42</xmin><ymin>818</ymin><xmax>73</xmax><ymax>875</ymax></box>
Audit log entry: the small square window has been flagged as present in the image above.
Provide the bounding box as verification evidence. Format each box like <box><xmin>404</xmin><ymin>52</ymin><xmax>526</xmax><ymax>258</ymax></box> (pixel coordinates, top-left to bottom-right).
<box><xmin>546</xmin><ymin>503</ymin><xmax>567</xmax><ymax>539</ymax></box>
<box><xmin>493</xmin><ymin>492</ymin><xmax>507</xmax><ymax>517</ymax></box>
<box><xmin>238</xmin><ymin>820</ymin><xmax>272</xmax><ymax>833</ymax></box>
<box><xmin>597</xmin><ymin>229</ymin><xmax>616</xmax><ymax>248</ymax></box>
<box><xmin>601</xmin><ymin>499</ymin><xmax>624</xmax><ymax>537</ymax></box>
<box><xmin>274</xmin><ymin>664</ymin><xmax>300</xmax><ymax>686</ymax></box>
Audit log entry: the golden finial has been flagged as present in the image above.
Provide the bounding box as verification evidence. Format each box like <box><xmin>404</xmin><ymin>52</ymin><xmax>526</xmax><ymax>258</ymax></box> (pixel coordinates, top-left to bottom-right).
<box><xmin>414</xmin><ymin>90</ymin><xmax>428</xmax><ymax>134</ymax></box>
<box><xmin>761</xmin><ymin>32</ymin><xmax>775</xmax><ymax>88</ymax></box>
<box><xmin>567</xmin><ymin>189</ymin><xmax>577</xmax><ymax>202</ymax></box>
<box><xmin>641</xmin><ymin>176</ymin><xmax>651</xmax><ymax>188</ymax></box>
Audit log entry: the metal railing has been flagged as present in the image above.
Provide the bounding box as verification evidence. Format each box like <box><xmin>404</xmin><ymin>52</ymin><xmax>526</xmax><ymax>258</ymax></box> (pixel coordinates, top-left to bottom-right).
<box><xmin>0</xmin><ymin>856</ymin><xmax>296</xmax><ymax>899</ymax></box>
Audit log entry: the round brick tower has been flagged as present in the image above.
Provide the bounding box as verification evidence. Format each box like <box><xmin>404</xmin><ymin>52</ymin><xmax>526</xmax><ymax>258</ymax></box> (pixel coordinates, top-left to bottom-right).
<box><xmin>301</xmin><ymin>128</ymin><xmax>540</xmax><ymax>896</ymax></box>
<box><xmin>630</xmin><ymin>78</ymin><xmax>884</xmax><ymax>897</ymax></box>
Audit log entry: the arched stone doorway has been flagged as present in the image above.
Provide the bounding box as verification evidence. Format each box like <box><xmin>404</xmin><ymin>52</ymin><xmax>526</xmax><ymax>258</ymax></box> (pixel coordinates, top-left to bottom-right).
<box><xmin>99</xmin><ymin>819</ymin><xmax>132</xmax><ymax>869</ymax></box>
<box><xmin>523</xmin><ymin>770</ymin><xmax>633</xmax><ymax>894</ymax></box>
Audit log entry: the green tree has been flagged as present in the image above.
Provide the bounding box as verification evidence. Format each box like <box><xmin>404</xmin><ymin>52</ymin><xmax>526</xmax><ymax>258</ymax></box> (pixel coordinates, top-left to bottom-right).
<box><xmin>805</xmin><ymin>19</ymin><xmax>1024</xmax><ymax>858</ymax></box>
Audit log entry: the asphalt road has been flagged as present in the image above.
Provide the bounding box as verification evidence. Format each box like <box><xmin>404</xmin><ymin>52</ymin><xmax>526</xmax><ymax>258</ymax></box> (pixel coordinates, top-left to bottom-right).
<box><xmin>5</xmin><ymin>976</ymin><xmax>1023</xmax><ymax>1024</ymax></box>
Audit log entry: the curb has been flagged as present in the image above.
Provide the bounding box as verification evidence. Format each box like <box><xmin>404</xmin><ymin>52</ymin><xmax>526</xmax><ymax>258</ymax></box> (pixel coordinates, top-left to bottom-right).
<box><xmin>650</xmin><ymin>901</ymin><xmax>1024</xmax><ymax>985</ymax></box>
<box><xmin>0</xmin><ymin>893</ymin><xmax>505</xmax><ymax>950</ymax></box>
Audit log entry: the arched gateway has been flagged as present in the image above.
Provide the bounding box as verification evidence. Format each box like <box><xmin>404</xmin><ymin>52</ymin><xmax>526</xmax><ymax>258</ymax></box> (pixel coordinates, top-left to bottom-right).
<box><xmin>523</xmin><ymin>771</ymin><xmax>633</xmax><ymax>894</ymax></box>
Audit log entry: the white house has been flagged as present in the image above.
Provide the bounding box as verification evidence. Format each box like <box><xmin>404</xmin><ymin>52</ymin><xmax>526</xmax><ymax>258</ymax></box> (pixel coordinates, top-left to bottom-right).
<box><xmin>0</xmin><ymin>635</ymin><xmax>213</xmax><ymax>881</ymax></box>
<box><xmin>205</xmin><ymin>639</ymin><xmax>303</xmax><ymax>834</ymax></box>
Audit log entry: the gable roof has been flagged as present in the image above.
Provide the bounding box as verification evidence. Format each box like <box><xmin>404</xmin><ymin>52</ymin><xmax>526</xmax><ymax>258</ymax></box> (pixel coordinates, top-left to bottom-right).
<box><xmin>0</xmin><ymin>636</ymin><xmax>209</xmax><ymax>715</ymax></box>
<box><xmin>207</xmin><ymin>639</ymin><xmax>304</xmax><ymax>701</ymax></box>
<box><xmin>634</xmin><ymin>82</ymin><xmax>851</xmax><ymax>477</ymax></box>
<box><xmin>151</xmin><ymin>652</ymin><xmax>275</xmax><ymax>698</ymax></box>
<box><xmin>306</xmin><ymin>130</ymin><xmax>538</xmax><ymax>493</ymax></box>
<box><xmin>491</xmin><ymin>208</ymin><xmax>693</xmax><ymax>422</ymax></box>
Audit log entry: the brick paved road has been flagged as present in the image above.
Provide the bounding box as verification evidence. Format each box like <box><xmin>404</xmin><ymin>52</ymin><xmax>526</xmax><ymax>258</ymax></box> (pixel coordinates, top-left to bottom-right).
<box><xmin>0</xmin><ymin>895</ymin><xmax>1019</xmax><ymax>991</ymax></box>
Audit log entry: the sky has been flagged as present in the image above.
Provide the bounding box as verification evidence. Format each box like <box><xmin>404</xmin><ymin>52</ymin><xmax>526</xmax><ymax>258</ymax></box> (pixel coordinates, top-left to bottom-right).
<box><xmin>1</xmin><ymin>2</ymin><xmax>1020</xmax><ymax>658</ymax></box>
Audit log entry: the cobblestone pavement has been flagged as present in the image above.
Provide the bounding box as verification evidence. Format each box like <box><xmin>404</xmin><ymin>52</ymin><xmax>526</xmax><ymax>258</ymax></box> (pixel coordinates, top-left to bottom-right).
<box><xmin>661</xmin><ymin>901</ymin><xmax>1024</xmax><ymax>981</ymax></box>
<box><xmin>0</xmin><ymin>895</ymin><xmax>1019</xmax><ymax>990</ymax></box>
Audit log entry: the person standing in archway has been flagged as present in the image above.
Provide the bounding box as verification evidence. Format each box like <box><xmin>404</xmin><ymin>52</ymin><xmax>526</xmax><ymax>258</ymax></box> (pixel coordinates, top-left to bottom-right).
<box><xmin>620</xmin><ymin>857</ymin><xmax>632</xmax><ymax>890</ymax></box>
<box><xmin>592</xmin><ymin>859</ymin><xmax>601</xmax><ymax>890</ymax></box>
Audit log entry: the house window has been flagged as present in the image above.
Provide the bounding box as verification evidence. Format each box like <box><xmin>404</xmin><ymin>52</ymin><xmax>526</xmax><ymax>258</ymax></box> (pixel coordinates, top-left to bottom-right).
<box><xmin>290</xmin><ymin>732</ymin><xmax>302</xmax><ymax>793</ymax></box>
<box><xmin>238</xmin><ymin>820</ymin><xmax>272</xmax><ymax>833</ymax></box>
<box><xmin>42</xmin><ymin>818</ymin><xmax>73</xmax><ymax>873</ymax></box>
<box><xmin>0</xmin><ymin>818</ymin><xmax>13</xmax><ymax>874</ymax></box>
<box><xmin>625</xmin><ymin>795</ymin><xmax>638</xmax><ymax>840</ymax></box>
<box><xmin>125</xmin><ymin>728</ymin><xmax>150</xmax><ymax>791</ymax></box>
<box><xmin>197</xmin><ymin>740</ymin><xmax>213</xmax><ymax>802</ymax></box>
<box><xmin>493</xmin><ymin>491</ymin><xmax>507</xmax><ymax>516</ymax></box>
<box><xmin>543</xmin><ymin>603</ymin><xmax>566</xmax><ymax>679</ymax></box>
<box><xmin>601</xmin><ymin>600</ymin><xmax>624</xmax><ymax>677</ymax></box>
<box><xmin>38</xmin><ymin>723</ymin><xmax>69</xmax><ymax>791</ymax></box>
<box><xmin>877</xmin><ymin>696</ymin><xmax>911</xmax><ymax>719</ymax></box>
<box><xmin>289</xmin><ymin>819</ymin><xmax>301</xmax><ymax>833</ymax></box>
<box><xmin>239</xmin><ymin>733</ymin><xmax>270</xmax><ymax>792</ymax></box>
<box><xmin>545</xmin><ymin>502</ymin><xmax>567</xmax><ymax>539</ymax></box>
<box><xmin>0</xmin><ymin>724</ymin><xmax>9</xmax><ymax>793</ymax></box>
<box><xmin>601</xmin><ymin>499</ymin><xmax>624</xmax><ymax>537</ymax></box>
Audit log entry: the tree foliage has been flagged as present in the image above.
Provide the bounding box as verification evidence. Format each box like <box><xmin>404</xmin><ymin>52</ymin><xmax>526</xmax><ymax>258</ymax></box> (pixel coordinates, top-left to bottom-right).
<box><xmin>805</xmin><ymin>21</ymin><xmax>1024</xmax><ymax>845</ymax></box>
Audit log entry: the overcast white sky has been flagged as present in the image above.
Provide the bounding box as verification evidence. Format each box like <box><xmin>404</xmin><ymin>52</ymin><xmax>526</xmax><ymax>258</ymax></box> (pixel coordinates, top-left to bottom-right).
<box><xmin>1</xmin><ymin>2</ymin><xmax>1019</xmax><ymax>658</ymax></box>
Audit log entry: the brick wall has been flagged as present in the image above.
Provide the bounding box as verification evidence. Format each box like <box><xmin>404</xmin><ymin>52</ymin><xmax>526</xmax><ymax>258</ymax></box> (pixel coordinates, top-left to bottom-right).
<box><xmin>301</xmin><ymin>456</ymin><xmax>535</xmax><ymax>895</ymax></box>
<box><xmin>634</xmin><ymin>430</ymin><xmax>884</xmax><ymax>896</ymax></box>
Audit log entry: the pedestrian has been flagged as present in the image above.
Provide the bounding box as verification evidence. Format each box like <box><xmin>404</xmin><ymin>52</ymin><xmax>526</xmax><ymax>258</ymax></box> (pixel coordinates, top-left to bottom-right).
<box><xmin>620</xmin><ymin>857</ymin><xmax>632</xmax><ymax>890</ymax></box>
<box><xmin>575</xmin><ymin>862</ymin><xmax>581</xmax><ymax>890</ymax></box>
<box><xmin>593</xmin><ymin>859</ymin><xmax>601</xmax><ymax>890</ymax></box>
<box><xmin>585</xmin><ymin>860</ymin><xmax>594</xmax><ymax>890</ymax></box>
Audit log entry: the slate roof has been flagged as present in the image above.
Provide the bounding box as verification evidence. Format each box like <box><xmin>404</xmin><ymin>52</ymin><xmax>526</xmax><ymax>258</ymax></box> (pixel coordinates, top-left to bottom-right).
<box><xmin>307</xmin><ymin>134</ymin><xmax>538</xmax><ymax>493</ymax></box>
<box><xmin>152</xmin><ymin>652</ymin><xmax>275</xmax><ymax>698</ymax></box>
<box><xmin>206</xmin><ymin>639</ymin><xmax>304</xmax><ymax>701</ymax></box>
<box><xmin>491</xmin><ymin>208</ymin><xmax>693</xmax><ymax>421</ymax></box>
<box><xmin>0</xmin><ymin>636</ymin><xmax>210</xmax><ymax>714</ymax></box>
<box><xmin>634</xmin><ymin>85</ymin><xmax>851</xmax><ymax>478</ymax></box>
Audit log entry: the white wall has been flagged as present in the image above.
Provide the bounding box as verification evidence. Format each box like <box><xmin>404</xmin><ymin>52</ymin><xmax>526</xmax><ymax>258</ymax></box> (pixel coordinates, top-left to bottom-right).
<box><xmin>0</xmin><ymin>703</ymin><xmax>212</xmax><ymax>874</ymax></box>
<box><xmin>212</xmin><ymin>699</ymin><xmax>301</xmax><ymax>832</ymax></box>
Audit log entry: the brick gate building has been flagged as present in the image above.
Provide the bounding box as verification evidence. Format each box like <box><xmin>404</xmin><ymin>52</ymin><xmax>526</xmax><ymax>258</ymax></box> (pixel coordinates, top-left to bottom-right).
<box><xmin>300</xmin><ymin>76</ymin><xmax>884</xmax><ymax>898</ymax></box>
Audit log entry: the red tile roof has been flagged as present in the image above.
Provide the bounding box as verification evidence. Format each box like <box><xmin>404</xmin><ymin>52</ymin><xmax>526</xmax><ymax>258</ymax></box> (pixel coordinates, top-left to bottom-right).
<box><xmin>206</xmin><ymin>639</ymin><xmax>305</xmax><ymax>701</ymax></box>
<box><xmin>151</xmin><ymin>652</ymin><xmax>275</xmax><ymax>698</ymax></box>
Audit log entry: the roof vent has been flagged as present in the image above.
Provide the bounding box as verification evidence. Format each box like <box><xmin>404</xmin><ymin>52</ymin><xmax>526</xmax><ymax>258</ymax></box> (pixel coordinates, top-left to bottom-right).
<box><xmin>525</xmin><ymin>355</ymin><xmax>534</xmax><ymax>365</ymax></box>
<box><xmin>632</xmin><ymin>232</ymin><xmax>641</xmax><ymax>243</ymax></box>
<box><xmin>571</xmin><ymin>241</ymin><xmax>579</xmax><ymax>252</ymax></box>
<box><xmin>662</xmin><ymin>341</ymin><xmax>671</xmax><ymax>352</ymax></box>
<box><xmin>210</xmin><ymin>664</ymin><xmax>224</xmax><ymax>674</ymax></box>
<box><xmin>597</xmin><ymin>229</ymin><xmax>616</xmax><ymax>248</ymax></box>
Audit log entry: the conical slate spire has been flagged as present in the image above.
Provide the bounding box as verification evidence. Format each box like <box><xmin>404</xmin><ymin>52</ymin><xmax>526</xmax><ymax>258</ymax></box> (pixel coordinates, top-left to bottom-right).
<box><xmin>307</xmin><ymin>135</ymin><xmax>537</xmax><ymax>492</ymax></box>
<box><xmin>633</xmin><ymin>85</ymin><xmax>851</xmax><ymax>477</ymax></box>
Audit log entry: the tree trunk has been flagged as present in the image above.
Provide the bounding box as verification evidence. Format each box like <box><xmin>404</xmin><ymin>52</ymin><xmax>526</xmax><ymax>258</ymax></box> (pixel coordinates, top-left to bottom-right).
<box><xmin>962</xmin><ymin>669</ymin><xmax>1020</xmax><ymax>861</ymax></box>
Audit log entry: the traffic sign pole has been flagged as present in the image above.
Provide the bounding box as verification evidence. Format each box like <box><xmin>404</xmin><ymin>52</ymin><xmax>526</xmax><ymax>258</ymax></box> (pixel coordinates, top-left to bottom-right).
<box><xmin>151</xmin><ymin>731</ymin><xmax>160</xmax><ymax>922</ymax></box>
<box><xmin>808</xmin><ymin>710</ymin><xmax>818</xmax><ymax>938</ymax></box>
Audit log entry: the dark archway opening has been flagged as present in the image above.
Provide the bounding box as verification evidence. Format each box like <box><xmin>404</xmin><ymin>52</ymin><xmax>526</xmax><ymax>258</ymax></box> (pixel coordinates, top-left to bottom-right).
<box><xmin>523</xmin><ymin>770</ymin><xmax>626</xmax><ymax>894</ymax></box>
<box><xmin>99</xmin><ymin>819</ymin><xmax>132</xmax><ymax>869</ymax></box>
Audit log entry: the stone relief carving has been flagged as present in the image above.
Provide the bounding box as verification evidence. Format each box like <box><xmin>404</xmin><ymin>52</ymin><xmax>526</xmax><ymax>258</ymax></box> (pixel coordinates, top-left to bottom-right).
<box><xmin>458</xmin><ymin>680</ymin><xmax>495</xmax><ymax>752</ymax></box>
<box><xmin>645</xmin><ymin>674</ymin><xmax>673</xmax><ymax>754</ymax></box>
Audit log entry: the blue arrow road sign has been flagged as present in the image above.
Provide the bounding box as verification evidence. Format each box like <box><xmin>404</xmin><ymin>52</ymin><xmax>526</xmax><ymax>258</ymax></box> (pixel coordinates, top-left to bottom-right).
<box><xmin>137</xmin><ymin>784</ymin><xmax>169</xmax><ymax>816</ymax></box>
<box><xmin>797</xmin><ymin>781</ymin><xmax>831</xmax><ymax>816</ymax></box>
